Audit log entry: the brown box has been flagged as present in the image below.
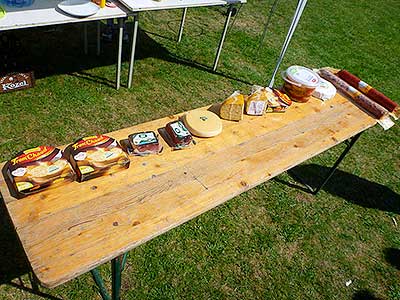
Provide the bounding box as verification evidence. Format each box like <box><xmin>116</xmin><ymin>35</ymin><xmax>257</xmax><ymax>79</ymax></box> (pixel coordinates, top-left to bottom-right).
<box><xmin>68</xmin><ymin>135</ymin><xmax>130</xmax><ymax>182</ymax></box>
<box><xmin>7</xmin><ymin>146</ymin><xmax>75</xmax><ymax>198</ymax></box>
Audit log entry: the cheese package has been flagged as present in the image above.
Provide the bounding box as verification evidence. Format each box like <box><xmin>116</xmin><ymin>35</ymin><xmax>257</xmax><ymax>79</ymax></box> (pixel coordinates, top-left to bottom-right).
<box><xmin>183</xmin><ymin>110</ymin><xmax>222</xmax><ymax>138</ymax></box>
<box><xmin>220</xmin><ymin>91</ymin><xmax>245</xmax><ymax>121</ymax></box>
<box><xmin>128</xmin><ymin>131</ymin><xmax>163</xmax><ymax>156</ymax></box>
<box><xmin>69</xmin><ymin>135</ymin><xmax>130</xmax><ymax>182</ymax></box>
<box><xmin>266</xmin><ymin>89</ymin><xmax>293</xmax><ymax>113</ymax></box>
<box><xmin>165</xmin><ymin>120</ymin><xmax>193</xmax><ymax>149</ymax></box>
<box><xmin>312</xmin><ymin>77</ymin><xmax>337</xmax><ymax>101</ymax></box>
<box><xmin>245</xmin><ymin>86</ymin><xmax>268</xmax><ymax>115</ymax></box>
<box><xmin>7</xmin><ymin>146</ymin><xmax>75</xmax><ymax>197</ymax></box>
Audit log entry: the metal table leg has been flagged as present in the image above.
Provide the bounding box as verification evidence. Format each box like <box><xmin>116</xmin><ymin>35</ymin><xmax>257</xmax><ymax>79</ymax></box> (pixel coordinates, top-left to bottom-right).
<box><xmin>257</xmin><ymin>0</ymin><xmax>280</xmax><ymax>53</ymax></box>
<box><xmin>90</xmin><ymin>252</ymin><xmax>129</xmax><ymax>300</ymax></box>
<box><xmin>290</xmin><ymin>132</ymin><xmax>363</xmax><ymax>195</ymax></box>
<box><xmin>212</xmin><ymin>4</ymin><xmax>233</xmax><ymax>72</ymax></box>
<box><xmin>128</xmin><ymin>13</ymin><xmax>139</xmax><ymax>89</ymax></box>
<box><xmin>116</xmin><ymin>18</ymin><xmax>124</xmax><ymax>90</ymax></box>
<box><xmin>177</xmin><ymin>8</ymin><xmax>188</xmax><ymax>43</ymax></box>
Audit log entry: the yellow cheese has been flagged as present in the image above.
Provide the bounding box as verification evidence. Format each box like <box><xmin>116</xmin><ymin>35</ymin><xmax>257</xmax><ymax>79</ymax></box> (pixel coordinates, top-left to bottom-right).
<box><xmin>220</xmin><ymin>91</ymin><xmax>245</xmax><ymax>121</ymax></box>
<box><xmin>183</xmin><ymin>110</ymin><xmax>222</xmax><ymax>138</ymax></box>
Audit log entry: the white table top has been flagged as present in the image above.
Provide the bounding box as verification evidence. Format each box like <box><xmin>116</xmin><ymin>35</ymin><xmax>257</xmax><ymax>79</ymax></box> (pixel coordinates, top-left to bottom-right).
<box><xmin>0</xmin><ymin>0</ymin><xmax>128</xmax><ymax>31</ymax></box>
<box><xmin>119</xmin><ymin>0</ymin><xmax>245</xmax><ymax>12</ymax></box>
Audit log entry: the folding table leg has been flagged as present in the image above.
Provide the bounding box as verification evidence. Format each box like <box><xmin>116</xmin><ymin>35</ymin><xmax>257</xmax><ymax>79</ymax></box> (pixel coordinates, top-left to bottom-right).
<box><xmin>128</xmin><ymin>13</ymin><xmax>139</xmax><ymax>89</ymax></box>
<box><xmin>177</xmin><ymin>8</ymin><xmax>188</xmax><ymax>43</ymax></box>
<box><xmin>91</xmin><ymin>268</ymin><xmax>111</xmax><ymax>300</ymax></box>
<box><xmin>212</xmin><ymin>4</ymin><xmax>233</xmax><ymax>72</ymax></box>
<box><xmin>116</xmin><ymin>18</ymin><xmax>124</xmax><ymax>90</ymax></box>
<box><xmin>90</xmin><ymin>252</ymin><xmax>129</xmax><ymax>300</ymax></box>
<box><xmin>290</xmin><ymin>132</ymin><xmax>363</xmax><ymax>195</ymax></box>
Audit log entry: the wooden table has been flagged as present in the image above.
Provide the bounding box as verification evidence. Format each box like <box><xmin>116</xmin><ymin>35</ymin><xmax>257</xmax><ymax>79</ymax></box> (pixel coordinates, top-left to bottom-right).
<box><xmin>0</xmin><ymin>93</ymin><xmax>377</xmax><ymax>299</ymax></box>
<box><xmin>0</xmin><ymin>0</ymin><xmax>128</xmax><ymax>89</ymax></box>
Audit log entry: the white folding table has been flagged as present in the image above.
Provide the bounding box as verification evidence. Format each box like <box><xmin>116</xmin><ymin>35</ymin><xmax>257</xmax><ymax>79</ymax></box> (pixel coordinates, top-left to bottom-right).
<box><xmin>0</xmin><ymin>0</ymin><xmax>128</xmax><ymax>89</ymax></box>
<box><xmin>117</xmin><ymin>0</ymin><xmax>246</xmax><ymax>88</ymax></box>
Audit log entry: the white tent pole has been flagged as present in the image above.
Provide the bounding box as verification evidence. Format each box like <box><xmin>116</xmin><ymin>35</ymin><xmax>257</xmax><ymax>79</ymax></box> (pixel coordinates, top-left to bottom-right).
<box><xmin>268</xmin><ymin>0</ymin><xmax>307</xmax><ymax>88</ymax></box>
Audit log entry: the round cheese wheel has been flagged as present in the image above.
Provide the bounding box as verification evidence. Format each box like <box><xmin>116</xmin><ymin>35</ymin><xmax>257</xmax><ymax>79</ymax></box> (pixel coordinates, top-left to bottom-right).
<box><xmin>183</xmin><ymin>110</ymin><xmax>222</xmax><ymax>138</ymax></box>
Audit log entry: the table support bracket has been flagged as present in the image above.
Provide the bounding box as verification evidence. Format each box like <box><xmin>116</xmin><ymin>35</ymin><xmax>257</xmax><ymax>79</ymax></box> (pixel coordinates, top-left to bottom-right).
<box><xmin>90</xmin><ymin>252</ymin><xmax>129</xmax><ymax>300</ymax></box>
<box><xmin>289</xmin><ymin>132</ymin><xmax>363</xmax><ymax>195</ymax></box>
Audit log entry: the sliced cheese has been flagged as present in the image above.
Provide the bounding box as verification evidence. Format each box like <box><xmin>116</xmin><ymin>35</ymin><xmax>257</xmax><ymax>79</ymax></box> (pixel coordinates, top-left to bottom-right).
<box><xmin>183</xmin><ymin>110</ymin><xmax>222</xmax><ymax>138</ymax></box>
<box><xmin>220</xmin><ymin>91</ymin><xmax>245</xmax><ymax>121</ymax></box>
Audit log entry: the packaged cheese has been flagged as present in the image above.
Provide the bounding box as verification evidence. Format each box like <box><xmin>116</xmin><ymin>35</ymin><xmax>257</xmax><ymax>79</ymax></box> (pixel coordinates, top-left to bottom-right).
<box><xmin>69</xmin><ymin>135</ymin><xmax>130</xmax><ymax>182</ymax></box>
<box><xmin>245</xmin><ymin>86</ymin><xmax>268</xmax><ymax>116</ymax></box>
<box><xmin>183</xmin><ymin>110</ymin><xmax>222</xmax><ymax>138</ymax></box>
<box><xmin>220</xmin><ymin>91</ymin><xmax>245</xmax><ymax>121</ymax></box>
<box><xmin>7</xmin><ymin>146</ymin><xmax>75</xmax><ymax>197</ymax></box>
<box><xmin>128</xmin><ymin>131</ymin><xmax>163</xmax><ymax>156</ymax></box>
<box><xmin>165</xmin><ymin>120</ymin><xmax>193</xmax><ymax>149</ymax></box>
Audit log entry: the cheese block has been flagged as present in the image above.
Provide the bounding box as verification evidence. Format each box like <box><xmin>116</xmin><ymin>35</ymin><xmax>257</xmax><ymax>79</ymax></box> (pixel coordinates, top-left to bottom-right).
<box><xmin>245</xmin><ymin>87</ymin><xmax>268</xmax><ymax>115</ymax></box>
<box><xmin>220</xmin><ymin>91</ymin><xmax>245</xmax><ymax>121</ymax></box>
<box><xmin>183</xmin><ymin>110</ymin><xmax>222</xmax><ymax>138</ymax></box>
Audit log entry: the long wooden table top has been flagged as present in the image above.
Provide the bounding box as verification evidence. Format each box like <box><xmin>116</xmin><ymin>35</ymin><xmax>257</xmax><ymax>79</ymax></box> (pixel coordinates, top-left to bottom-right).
<box><xmin>0</xmin><ymin>93</ymin><xmax>376</xmax><ymax>288</ymax></box>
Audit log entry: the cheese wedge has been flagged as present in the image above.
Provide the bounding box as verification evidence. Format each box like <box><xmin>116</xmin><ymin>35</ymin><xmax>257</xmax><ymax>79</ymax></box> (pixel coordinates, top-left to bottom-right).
<box><xmin>220</xmin><ymin>91</ymin><xmax>245</xmax><ymax>121</ymax></box>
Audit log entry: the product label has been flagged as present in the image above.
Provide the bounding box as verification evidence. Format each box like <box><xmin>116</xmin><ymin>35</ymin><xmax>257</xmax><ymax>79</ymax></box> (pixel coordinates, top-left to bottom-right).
<box><xmin>10</xmin><ymin>146</ymin><xmax>55</xmax><ymax>166</ymax></box>
<box><xmin>247</xmin><ymin>101</ymin><xmax>266</xmax><ymax>115</ymax></box>
<box><xmin>72</xmin><ymin>135</ymin><xmax>112</xmax><ymax>151</ymax></box>
<box><xmin>132</xmin><ymin>132</ymin><xmax>157</xmax><ymax>146</ymax></box>
<box><xmin>0</xmin><ymin>72</ymin><xmax>35</xmax><ymax>93</ymax></box>
<box><xmin>171</xmin><ymin>122</ymin><xmax>190</xmax><ymax>138</ymax></box>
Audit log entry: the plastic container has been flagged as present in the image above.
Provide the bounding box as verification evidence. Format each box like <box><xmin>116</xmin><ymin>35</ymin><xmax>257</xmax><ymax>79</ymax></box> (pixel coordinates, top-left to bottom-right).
<box><xmin>282</xmin><ymin>66</ymin><xmax>320</xmax><ymax>102</ymax></box>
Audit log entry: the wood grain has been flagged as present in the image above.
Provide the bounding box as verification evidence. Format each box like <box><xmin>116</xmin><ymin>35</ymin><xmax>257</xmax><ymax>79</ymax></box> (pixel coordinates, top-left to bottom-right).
<box><xmin>0</xmin><ymin>94</ymin><xmax>376</xmax><ymax>288</ymax></box>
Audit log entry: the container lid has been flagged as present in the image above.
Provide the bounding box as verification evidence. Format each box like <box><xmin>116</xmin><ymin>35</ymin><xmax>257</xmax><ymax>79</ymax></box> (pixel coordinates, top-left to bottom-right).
<box><xmin>183</xmin><ymin>110</ymin><xmax>222</xmax><ymax>138</ymax></box>
<box><xmin>286</xmin><ymin>66</ymin><xmax>320</xmax><ymax>88</ymax></box>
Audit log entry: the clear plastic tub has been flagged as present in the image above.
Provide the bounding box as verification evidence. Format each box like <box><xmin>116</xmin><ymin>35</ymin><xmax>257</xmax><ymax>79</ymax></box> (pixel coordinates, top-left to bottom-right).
<box><xmin>282</xmin><ymin>66</ymin><xmax>320</xmax><ymax>103</ymax></box>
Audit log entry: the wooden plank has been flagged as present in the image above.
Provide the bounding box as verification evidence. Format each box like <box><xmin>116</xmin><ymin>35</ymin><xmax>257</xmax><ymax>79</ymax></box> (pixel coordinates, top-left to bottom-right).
<box><xmin>0</xmin><ymin>94</ymin><xmax>376</xmax><ymax>288</ymax></box>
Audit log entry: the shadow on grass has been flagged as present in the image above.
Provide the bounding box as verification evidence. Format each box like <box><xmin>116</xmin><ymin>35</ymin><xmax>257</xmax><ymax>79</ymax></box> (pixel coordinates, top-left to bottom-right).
<box><xmin>275</xmin><ymin>163</ymin><xmax>400</xmax><ymax>214</ymax></box>
<box><xmin>352</xmin><ymin>290</ymin><xmax>383</xmax><ymax>300</ymax></box>
<box><xmin>0</xmin><ymin>196</ymin><xmax>62</xmax><ymax>299</ymax></box>
<box><xmin>384</xmin><ymin>248</ymin><xmax>400</xmax><ymax>270</ymax></box>
<box><xmin>0</xmin><ymin>20</ymin><xmax>251</xmax><ymax>88</ymax></box>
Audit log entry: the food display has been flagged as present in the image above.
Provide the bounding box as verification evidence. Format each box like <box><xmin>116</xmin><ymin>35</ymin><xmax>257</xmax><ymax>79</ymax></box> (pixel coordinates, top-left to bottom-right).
<box><xmin>312</xmin><ymin>78</ymin><xmax>337</xmax><ymax>101</ymax></box>
<box><xmin>128</xmin><ymin>131</ymin><xmax>163</xmax><ymax>156</ymax></box>
<box><xmin>7</xmin><ymin>146</ymin><xmax>75</xmax><ymax>197</ymax></box>
<box><xmin>220</xmin><ymin>91</ymin><xmax>245</xmax><ymax>121</ymax></box>
<box><xmin>282</xmin><ymin>66</ymin><xmax>320</xmax><ymax>102</ymax></box>
<box><xmin>319</xmin><ymin>68</ymin><xmax>388</xmax><ymax>119</ymax></box>
<box><xmin>337</xmin><ymin>69</ymin><xmax>399</xmax><ymax>116</ymax></box>
<box><xmin>183</xmin><ymin>110</ymin><xmax>222</xmax><ymax>138</ymax></box>
<box><xmin>245</xmin><ymin>87</ymin><xmax>269</xmax><ymax>115</ymax></box>
<box><xmin>165</xmin><ymin>120</ymin><xmax>193</xmax><ymax>149</ymax></box>
<box><xmin>264</xmin><ymin>89</ymin><xmax>292</xmax><ymax>113</ymax></box>
<box><xmin>69</xmin><ymin>135</ymin><xmax>130</xmax><ymax>182</ymax></box>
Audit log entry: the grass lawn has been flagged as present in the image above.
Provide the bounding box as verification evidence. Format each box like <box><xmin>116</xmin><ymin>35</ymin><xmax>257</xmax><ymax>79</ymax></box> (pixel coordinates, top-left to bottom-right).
<box><xmin>1</xmin><ymin>0</ymin><xmax>399</xmax><ymax>299</ymax></box>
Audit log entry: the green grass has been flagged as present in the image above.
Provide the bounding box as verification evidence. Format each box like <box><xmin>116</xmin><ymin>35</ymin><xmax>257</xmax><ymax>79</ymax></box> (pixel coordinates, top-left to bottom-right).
<box><xmin>1</xmin><ymin>0</ymin><xmax>399</xmax><ymax>299</ymax></box>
